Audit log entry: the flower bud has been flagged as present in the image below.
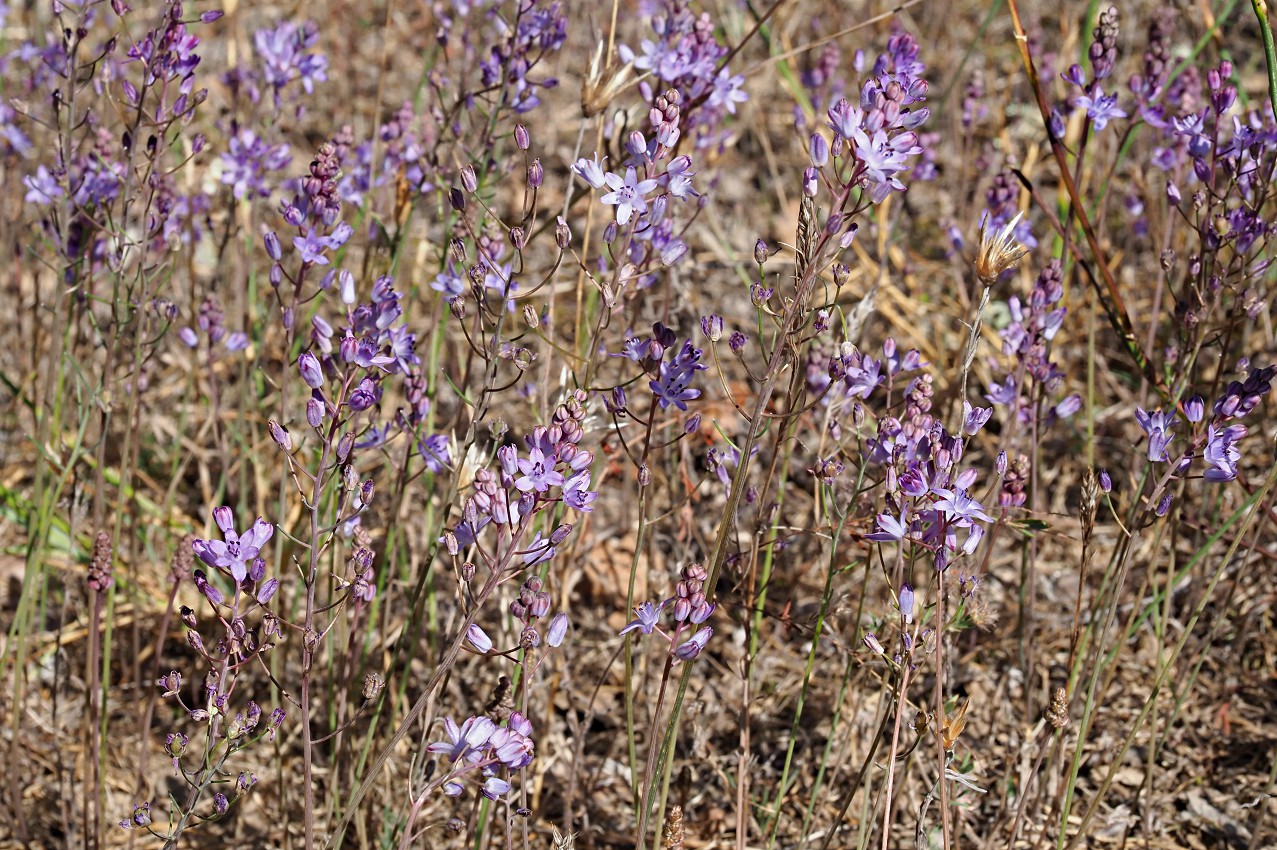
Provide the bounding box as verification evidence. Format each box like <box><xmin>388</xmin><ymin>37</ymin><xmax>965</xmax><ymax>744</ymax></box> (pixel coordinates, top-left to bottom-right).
<box><xmin>264</xmin><ymin>230</ymin><xmax>281</xmax><ymax>261</ymax></box>
<box><xmin>547</xmin><ymin>612</ymin><xmax>569</xmax><ymax>647</ymax></box>
<box><xmin>802</xmin><ymin>167</ymin><xmax>818</xmax><ymax>197</ymax></box>
<box><xmin>467</xmin><ymin>623</ymin><xmax>494</xmax><ymax>653</ymax></box>
<box><xmin>460</xmin><ymin>165</ymin><xmax>477</xmax><ymax>193</ymax></box>
<box><xmin>268</xmin><ymin>419</ymin><xmax>291</xmax><ymax>451</ymax></box>
<box><xmin>298</xmin><ymin>352</ymin><xmax>323</xmax><ymax>388</ymax></box>
<box><xmin>307</xmin><ymin>397</ymin><xmax>325</xmax><ymax>427</ymax></box>
<box><xmin>514</xmin><ymin>123</ymin><xmax>530</xmax><ymax>150</ymax></box>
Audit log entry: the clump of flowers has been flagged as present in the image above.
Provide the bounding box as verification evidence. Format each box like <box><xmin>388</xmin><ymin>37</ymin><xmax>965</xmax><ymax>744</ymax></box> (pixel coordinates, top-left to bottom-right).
<box><xmin>622</xmin><ymin>563</ymin><xmax>715</xmax><ymax>662</ymax></box>
<box><xmin>1135</xmin><ymin>364</ymin><xmax>1274</xmax><ymax>483</ymax></box>
<box><xmin>426</xmin><ymin>712</ymin><xmax>536</xmax><ymax>800</ymax></box>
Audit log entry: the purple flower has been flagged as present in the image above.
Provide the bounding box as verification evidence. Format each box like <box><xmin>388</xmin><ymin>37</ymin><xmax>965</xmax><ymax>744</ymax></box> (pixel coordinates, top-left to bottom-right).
<box><xmin>930</xmin><ymin>488</ymin><xmax>993</xmax><ymax>525</ymax></box>
<box><xmin>1202</xmin><ymin>423</ymin><xmax>1245</xmax><ymax>482</ymax></box>
<box><xmin>563</xmin><ymin>470</ymin><xmax>597</xmax><ymax>512</ymax></box>
<box><xmin>1135</xmin><ymin>407</ymin><xmax>1177</xmax><ymax>462</ymax></box>
<box><xmin>1054</xmin><ymin>394</ymin><xmax>1082</xmax><ymax>419</ymax></box>
<box><xmin>254</xmin><ymin>20</ymin><xmax>328</xmax><ymax>98</ymax></box>
<box><xmin>481</xmin><ymin>777</ymin><xmax>512</xmax><ymax>800</ymax></box>
<box><xmin>600</xmin><ymin>167</ymin><xmax>658</xmax><ymax>225</ymax></box>
<box><xmin>23</xmin><ymin>166</ymin><xmax>63</xmax><ymax>205</ymax></box>
<box><xmin>898</xmin><ymin>584</ymin><xmax>915</xmax><ymax>623</ymax></box>
<box><xmin>1071</xmin><ymin>89</ymin><xmax>1127</xmax><ymax>131</ymax></box>
<box><xmin>546</xmin><ymin>613</ymin><xmax>569</xmax><ymax>647</ymax></box>
<box><xmin>867</xmin><ymin>510</ymin><xmax>907</xmax><ymax>542</ymax></box>
<box><xmin>418</xmin><ymin>434</ymin><xmax>451</xmax><ymax>473</ymax></box>
<box><xmin>294</xmin><ymin>228</ymin><xmax>332</xmax><ymax>265</ymax></box>
<box><xmin>650</xmin><ymin>341</ymin><xmax>706</xmax><ymax>411</ymax></box>
<box><xmin>220</xmin><ymin>130</ymin><xmax>291</xmax><ymax>200</ymax></box>
<box><xmin>571</xmin><ymin>152</ymin><xmax>608</xmax><ymax>189</ymax></box>
<box><xmin>427</xmin><ymin>716</ymin><xmax>495</xmax><ymax>763</ymax></box>
<box><xmin>619</xmin><ymin>600</ymin><xmax>663</xmax><ymax>636</ymax></box>
<box><xmin>827</xmin><ymin>98</ymin><xmax>864</xmax><ymax>140</ymax></box>
<box><xmin>192</xmin><ymin>510</ymin><xmax>274</xmax><ymax>583</ymax></box>
<box><xmin>515</xmin><ymin>447</ymin><xmax>564</xmax><ymax>493</ymax></box>
<box><xmin>708</xmin><ymin>69</ymin><xmax>748</xmax><ymax>113</ymax></box>
<box><xmin>962</xmin><ymin>400</ymin><xmax>992</xmax><ymax>435</ymax></box>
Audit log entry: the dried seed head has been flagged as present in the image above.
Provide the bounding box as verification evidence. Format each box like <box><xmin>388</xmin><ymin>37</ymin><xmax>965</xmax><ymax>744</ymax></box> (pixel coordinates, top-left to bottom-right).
<box><xmin>662</xmin><ymin>804</ymin><xmax>685</xmax><ymax>850</ymax></box>
<box><xmin>552</xmin><ymin>827</ymin><xmax>577</xmax><ymax>850</ymax></box>
<box><xmin>1047</xmin><ymin>687</ymin><xmax>1070</xmax><ymax>729</ymax></box>
<box><xmin>88</xmin><ymin>531</ymin><xmax>114</xmax><ymax>594</ymax></box>
<box><xmin>362</xmin><ymin>672</ymin><xmax>385</xmax><ymax>702</ymax></box>
<box><xmin>1080</xmin><ymin>468</ymin><xmax>1098</xmax><ymax>542</ymax></box>
<box><xmin>581</xmin><ymin>42</ymin><xmax>633</xmax><ymax>118</ymax></box>
<box><xmin>975</xmin><ymin>212</ymin><xmax>1029</xmax><ymax>285</ymax></box>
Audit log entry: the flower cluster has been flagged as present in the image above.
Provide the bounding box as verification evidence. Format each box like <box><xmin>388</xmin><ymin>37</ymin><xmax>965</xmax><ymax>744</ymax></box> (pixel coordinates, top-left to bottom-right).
<box><xmin>619</xmin><ymin>3</ymin><xmax>747</xmax><ymax>144</ymax></box>
<box><xmin>816</xmin><ymin>338</ymin><xmax>924</xmax><ymax>411</ymax></box>
<box><xmin>426</xmin><ymin>712</ymin><xmax>536</xmax><ymax>800</ymax></box>
<box><xmin>220</xmin><ymin>130</ymin><xmax>291</xmax><ymax>200</ymax></box>
<box><xmin>1135</xmin><ymin>365</ymin><xmax>1274</xmax><ymax>482</ymax></box>
<box><xmin>621</xmin><ymin>563</ymin><xmax>715</xmax><ymax>662</ymax></box>
<box><xmin>192</xmin><ymin>507</ymin><xmax>278</xmax><ymax>601</ymax></box>
<box><xmin>810</xmin><ymin>32</ymin><xmax>930</xmax><ymax>204</ymax></box>
<box><xmin>228</xmin><ymin>18</ymin><xmax>329</xmax><ymax>113</ymax></box>
<box><xmin>864</xmin><ymin>372</ymin><xmax>996</xmax><ymax>569</ymax></box>
<box><xmin>985</xmin><ymin>260</ymin><xmax>1081</xmax><ymax>426</ymax></box>
<box><xmin>611</xmin><ymin>323</ymin><xmax>707</xmax><ymax>417</ymax></box>
<box><xmin>1059</xmin><ymin>6</ymin><xmax>1128</xmax><ymax>133</ymax></box>
<box><xmin>450</xmin><ymin>392</ymin><xmax>597</xmax><ymax>549</ymax></box>
<box><xmin>573</xmin><ymin>88</ymin><xmax>697</xmax><ymax>280</ymax></box>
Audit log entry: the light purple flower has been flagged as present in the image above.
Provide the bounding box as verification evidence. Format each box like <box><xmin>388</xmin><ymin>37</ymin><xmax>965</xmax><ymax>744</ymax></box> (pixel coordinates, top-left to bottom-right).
<box><xmin>192</xmin><ymin>510</ymin><xmax>274</xmax><ymax>584</ymax></box>
<box><xmin>547</xmin><ymin>613</ymin><xmax>569</xmax><ymax>647</ymax></box>
<box><xmin>600</xmin><ymin>167</ymin><xmax>658</xmax><ymax>225</ymax></box>
<box><xmin>619</xmin><ymin>600</ymin><xmax>663</xmax><ymax>636</ymax></box>
<box><xmin>1135</xmin><ymin>407</ymin><xmax>1177</xmax><ymax>462</ymax></box>
<box><xmin>1071</xmin><ymin>89</ymin><xmax>1127</xmax><ymax>131</ymax></box>
<box><xmin>867</xmin><ymin>510</ymin><xmax>907</xmax><ymax>542</ymax></box>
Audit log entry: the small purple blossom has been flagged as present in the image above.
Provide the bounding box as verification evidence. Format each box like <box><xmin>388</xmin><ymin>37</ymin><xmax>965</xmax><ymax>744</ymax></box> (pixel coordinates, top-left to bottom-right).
<box><xmin>619</xmin><ymin>601</ymin><xmax>663</xmax><ymax>636</ymax></box>
<box><xmin>600</xmin><ymin>167</ymin><xmax>658</xmax><ymax>225</ymax></box>
<box><xmin>1135</xmin><ymin>407</ymin><xmax>1177</xmax><ymax>462</ymax></box>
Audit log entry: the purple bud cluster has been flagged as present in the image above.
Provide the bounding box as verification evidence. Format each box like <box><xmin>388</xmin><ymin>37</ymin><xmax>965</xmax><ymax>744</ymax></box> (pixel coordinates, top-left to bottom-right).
<box><xmin>473</xmin><ymin>2</ymin><xmax>567</xmax><ymax>114</ymax></box>
<box><xmin>863</xmin><ymin>363</ymin><xmax>998</xmax><ymax>568</ymax></box>
<box><xmin>985</xmin><ymin>260</ymin><xmax>1081</xmax><ymax>425</ymax></box>
<box><xmin>450</xmin><ymin>392</ymin><xmax>597</xmax><ymax>549</ymax></box>
<box><xmin>980</xmin><ymin>170</ymin><xmax>1035</xmax><ymax>250</ymax></box>
<box><xmin>178</xmin><ymin>296</ymin><xmax>248</xmax><ymax>353</ymax></box>
<box><xmin>509</xmin><ymin>575</ymin><xmax>570</xmax><ymax>649</ymax></box>
<box><xmin>620</xmin><ymin>563</ymin><xmax>715</xmax><ymax>662</ymax></box>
